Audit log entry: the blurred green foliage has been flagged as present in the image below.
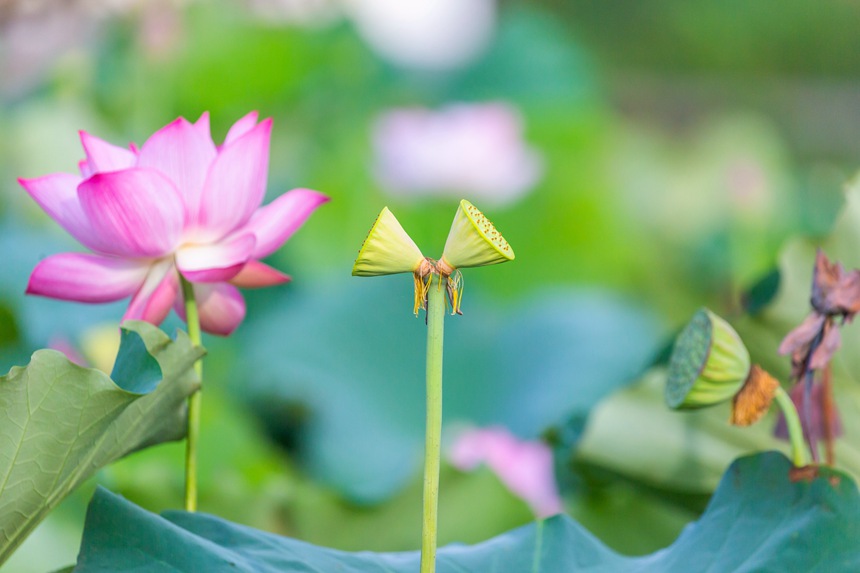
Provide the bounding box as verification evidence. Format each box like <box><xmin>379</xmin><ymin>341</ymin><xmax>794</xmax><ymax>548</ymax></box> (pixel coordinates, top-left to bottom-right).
<box><xmin>554</xmin><ymin>0</ymin><xmax>860</xmax><ymax>77</ymax></box>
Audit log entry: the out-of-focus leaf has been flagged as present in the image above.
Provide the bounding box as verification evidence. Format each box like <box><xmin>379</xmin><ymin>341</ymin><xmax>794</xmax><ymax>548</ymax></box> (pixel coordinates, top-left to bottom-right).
<box><xmin>552</xmin><ymin>374</ymin><xmax>717</xmax><ymax>555</ymax></box>
<box><xmin>238</xmin><ymin>277</ymin><xmax>662</xmax><ymax>502</ymax></box>
<box><xmin>287</xmin><ymin>464</ymin><xmax>534</xmax><ymax>552</ymax></box>
<box><xmin>0</xmin><ymin>321</ymin><xmax>202</xmax><ymax>564</ymax></box>
<box><xmin>0</xmin><ymin>302</ymin><xmax>20</xmax><ymax>347</ymax></box>
<box><xmin>741</xmin><ymin>268</ymin><xmax>781</xmax><ymax>315</ymax></box>
<box><xmin>448</xmin><ymin>6</ymin><xmax>596</xmax><ymax>106</ymax></box>
<box><xmin>101</xmin><ymin>385</ymin><xmax>534</xmax><ymax>552</ymax></box>
<box><xmin>563</xmin><ymin>463</ymin><xmax>706</xmax><ymax>557</ymax></box>
<box><xmin>557</xmin><ymin>0</ymin><xmax>860</xmax><ymax>77</ymax></box>
<box><xmin>574</xmin><ymin>371</ymin><xmax>782</xmax><ymax>493</ymax></box>
<box><xmin>74</xmin><ymin>452</ymin><xmax>860</xmax><ymax>572</ymax></box>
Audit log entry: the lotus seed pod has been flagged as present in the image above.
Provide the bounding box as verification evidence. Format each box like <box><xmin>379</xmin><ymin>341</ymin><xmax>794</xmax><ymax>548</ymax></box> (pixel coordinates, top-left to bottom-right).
<box><xmin>665</xmin><ymin>308</ymin><xmax>751</xmax><ymax>410</ymax></box>
<box><xmin>352</xmin><ymin>207</ymin><xmax>425</xmax><ymax>277</ymax></box>
<box><xmin>440</xmin><ymin>200</ymin><xmax>514</xmax><ymax>270</ymax></box>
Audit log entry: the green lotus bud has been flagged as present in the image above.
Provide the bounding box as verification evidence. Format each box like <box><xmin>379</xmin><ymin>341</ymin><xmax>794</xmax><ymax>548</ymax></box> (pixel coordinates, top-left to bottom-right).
<box><xmin>665</xmin><ymin>308</ymin><xmax>751</xmax><ymax>410</ymax></box>
<box><xmin>352</xmin><ymin>207</ymin><xmax>425</xmax><ymax>277</ymax></box>
<box><xmin>440</xmin><ymin>200</ymin><xmax>514</xmax><ymax>271</ymax></box>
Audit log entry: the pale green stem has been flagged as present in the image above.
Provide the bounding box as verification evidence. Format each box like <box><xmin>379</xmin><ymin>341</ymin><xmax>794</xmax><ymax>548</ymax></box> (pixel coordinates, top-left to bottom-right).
<box><xmin>420</xmin><ymin>273</ymin><xmax>445</xmax><ymax>573</ymax></box>
<box><xmin>180</xmin><ymin>274</ymin><xmax>203</xmax><ymax>512</ymax></box>
<box><xmin>774</xmin><ymin>386</ymin><xmax>810</xmax><ymax>467</ymax></box>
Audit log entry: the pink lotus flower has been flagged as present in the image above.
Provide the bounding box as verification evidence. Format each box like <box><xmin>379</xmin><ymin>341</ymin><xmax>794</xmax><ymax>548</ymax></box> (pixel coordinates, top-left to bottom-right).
<box><xmin>449</xmin><ymin>426</ymin><xmax>563</xmax><ymax>519</ymax></box>
<box><xmin>372</xmin><ymin>103</ymin><xmax>542</xmax><ymax>206</ymax></box>
<box><xmin>21</xmin><ymin>112</ymin><xmax>328</xmax><ymax>335</ymax></box>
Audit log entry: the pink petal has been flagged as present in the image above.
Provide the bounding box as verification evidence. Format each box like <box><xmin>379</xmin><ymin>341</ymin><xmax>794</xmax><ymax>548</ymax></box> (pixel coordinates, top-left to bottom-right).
<box><xmin>176</xmin><ymin>234</ymin><xmax>256</xmax><ymax>283</ymax></box>
<box><xmin>778</xmin><ymin>313</ymin><xmax>826</xmax><ymax>356</ymax></box>
<box><xmin>229</xmin><ymin>260</ymin><xmax>291</xmax><ymax>288</ymax></box>
<box><xmin>194</xmin><ymin>112</ymin><xmax>212</xmax><ymax>143</ymax></box>
<box><xmin>223</xmin><ymin>111</ymin><xmax>259</xmax><ymax>146</ymax></box>
<box><xmin>78</xmin><ymin>168</ymin><xmax>185</xmax><ymax>258</ymax></box>
<box><xmin>241</xmin><ymin>188</ymin><xmax>329</xmax><ymax>258</ymax></box>
<box><xmin>449</xmin><ymin>427</ymin><xmax>563</xmax><ymax>519</ymax></box>
<box><xmin>79</xmin><ymin>131</ymin><xmax>137</xmax><ymax>174</ymax></box>
<box><xmin>78</xmin><ymin>160</ymin><xmax>93</xmax><ymax>178</ymax></box>
<box><xmin>137</xmin><ymin>117</ymin><xmax>217</xmax><ymax>225</ymax></box>
<box><xmin>18</xmin><ymin>173</ymin><xmax>106</xmax><ymax>252</ymax></box>
<box><xmin>197</xmin><ymin>119</ymin><xmax>272</xmax><ymax>240</ymax></box>
<box><xmin>810</xmin><ymin>323</ymin><xmax>841</xmax><ymax>370</ymax></box>
<box><xmin>175</xmin><ymin>282</ymin><xmax>246</xmax><ymax>336</ymax></box>
<box><xmin>124</xmin><ymin>260</ymin><xmax>179</xmax><ymax>326</ymax></box>
<box><xmin>26</xmin><ymin>253</ymin><xmax>149</xmax><ymax>303</ymax></box>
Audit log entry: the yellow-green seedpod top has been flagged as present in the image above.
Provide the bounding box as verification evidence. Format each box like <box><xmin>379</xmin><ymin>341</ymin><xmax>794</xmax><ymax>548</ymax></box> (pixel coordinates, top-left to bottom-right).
<box><xmin>440</xmin><ymin>200</ymin><xmax>514</xmax><ymax>270</ymax></box>
<box><xmin>352</xmin><ymin>207</ymin><xmax>424</xmax><ymax>277</ymax></box>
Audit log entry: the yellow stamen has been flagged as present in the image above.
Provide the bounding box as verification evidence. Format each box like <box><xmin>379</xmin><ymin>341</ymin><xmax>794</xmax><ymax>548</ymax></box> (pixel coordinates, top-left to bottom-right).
<box><xmin>446</xmin><ymin>270</ymin><xmax>463</xmax><ymax>315</ymax></box>
<box><xmin>413</xmin><ymin>258</ymin><xmax>435</xmax><ymax>316</ymax></box>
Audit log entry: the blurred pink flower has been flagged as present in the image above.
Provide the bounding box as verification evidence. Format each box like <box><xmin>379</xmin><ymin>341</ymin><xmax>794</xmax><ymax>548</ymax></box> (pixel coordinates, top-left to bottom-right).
<box><xmin>373</xmin><ymin>103</ymin><xmax>542</xmax><ymax>206</ymax></box>
<box><xmin>21</xmin><ymin>112</ymin><xmax>328</xmax><ymax>336</ymax></box>
<box><xmin>48</xmin><ymin>337</ymin><xmax>88</xmax><ymax>367</ymax></box>
<box><xmin>449</xmin><ymin>426</ymin><xmax>563</xmax><ymax>519</ymax></box>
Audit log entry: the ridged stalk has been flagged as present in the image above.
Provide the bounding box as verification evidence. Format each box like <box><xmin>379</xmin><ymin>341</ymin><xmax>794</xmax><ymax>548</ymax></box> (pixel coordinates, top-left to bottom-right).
<box><xmin>420</xmin><ymin>273</ymin><xmax>445</xmax><ymax>573</ymax></box>
<box><xmin>774</xmin><ymin>386</ymin><xmax>810</xmax><ymax>467</ymax></box>
<box><xmin>180</xmin><ymin>274</ymin><xmax>203</xmax><ymax>512</ymax></box>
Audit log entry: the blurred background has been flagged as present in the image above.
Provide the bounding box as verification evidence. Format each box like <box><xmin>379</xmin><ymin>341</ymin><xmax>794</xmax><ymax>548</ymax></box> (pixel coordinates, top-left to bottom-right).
<box><xmin>2</xmin><ymin>0</ymin><xmax>860</xmax><ymax>570</ymax></box>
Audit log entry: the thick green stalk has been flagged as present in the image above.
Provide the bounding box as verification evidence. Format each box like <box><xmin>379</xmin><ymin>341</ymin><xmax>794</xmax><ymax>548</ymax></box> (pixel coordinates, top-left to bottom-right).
<box><xmin>420</xmin><ymin>273</ymin><xmax>445</xmax><ymax>573</ymax></box>
<box><xmin>180</xmin><ymin>274</ymin><xmax>203</xmax><ymax>512</ymax></box>
<box><xmin>774</xmin><ymin>386</ymin><xmax>810</xmax><ymax>467</ymax></box>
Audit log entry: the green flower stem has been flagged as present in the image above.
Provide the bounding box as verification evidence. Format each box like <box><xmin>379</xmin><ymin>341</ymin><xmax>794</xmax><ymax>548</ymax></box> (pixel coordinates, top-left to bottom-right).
<box><xmin>774</xmin><ymin>386</ymin><xmax>810</xmax><ymax>467</ymax></box>
<box><xmin>179</xmin><ymin>274</ymin><xmax>203</xmax><ymax>512</ymax></box>
<box><xmin>420</xmin><ymin>273</ymin><xmax>445</xmax><ymax>573</ymax></box>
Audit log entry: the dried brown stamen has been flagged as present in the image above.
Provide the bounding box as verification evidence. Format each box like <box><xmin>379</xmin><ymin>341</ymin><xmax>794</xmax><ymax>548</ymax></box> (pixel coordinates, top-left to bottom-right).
<box><xmin>731</xmin><ymin>365</ymin><xmax>780</xmax><ymax>426</ymax></box>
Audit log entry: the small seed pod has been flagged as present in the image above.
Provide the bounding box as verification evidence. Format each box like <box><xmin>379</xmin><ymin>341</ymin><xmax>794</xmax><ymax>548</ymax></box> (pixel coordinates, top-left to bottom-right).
<box><xmin>666</xmin><ymin>308</ymin><xmax>751</xmax><ymax>410</ymax></box>
<box><xmin>352</xmin><ymin>207</ymin><xmax>424</xmax><ymax>277</ymax></box>
<box><xmin>440</xmin><ymin>200</ymin><xmax>515</xmax><ymax>270</ymax></box>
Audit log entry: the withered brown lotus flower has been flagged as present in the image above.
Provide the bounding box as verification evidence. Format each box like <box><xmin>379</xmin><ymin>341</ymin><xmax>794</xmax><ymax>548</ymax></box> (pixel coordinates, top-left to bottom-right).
<box><xmin>777</xmin><ymin>249</ymin><xmax>854</xmax><ymax>464</ymax></box>
<box><xmin>779</xmin><ymin>249</ymin><xmax>860</xmax><ymax>376</ymax></box>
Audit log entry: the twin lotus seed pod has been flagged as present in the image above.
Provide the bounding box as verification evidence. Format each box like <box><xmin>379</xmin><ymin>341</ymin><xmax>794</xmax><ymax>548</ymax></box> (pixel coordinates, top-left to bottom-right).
<box><xmin>439</xmin><ymin>201</ymin><xmax>515</xmax><ymax>272</ymax></box>
<box><xmin>351</xmin><ymin>207</ymin><xmax>426</xmax><ymax>277</ymax></box>
<box><xmin>352</xmin><ymin>200</ymin><xmax>515</xmax><ymax>314</ymax></box>
<box><xmin>666</xmin><ymin>308</ymin><xmax>779</xmax><ymax>426</ymax></box>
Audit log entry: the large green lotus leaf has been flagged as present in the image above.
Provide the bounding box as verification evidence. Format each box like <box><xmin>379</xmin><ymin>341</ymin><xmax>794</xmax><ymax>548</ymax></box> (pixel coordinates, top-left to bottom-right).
<box><xmin>238</xmin><ymin>277</ymin><xmax>662</xmax><ymax>502</ymax></box>
<box><xmin>74</xmin><ymin>452</ymin><xmax>860</xmax><ymax>572</ymax></box>
<box><xmin>0</xmin><ymin>321</ymin><xmax>203</xmax><ymax>564</ymax></box>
